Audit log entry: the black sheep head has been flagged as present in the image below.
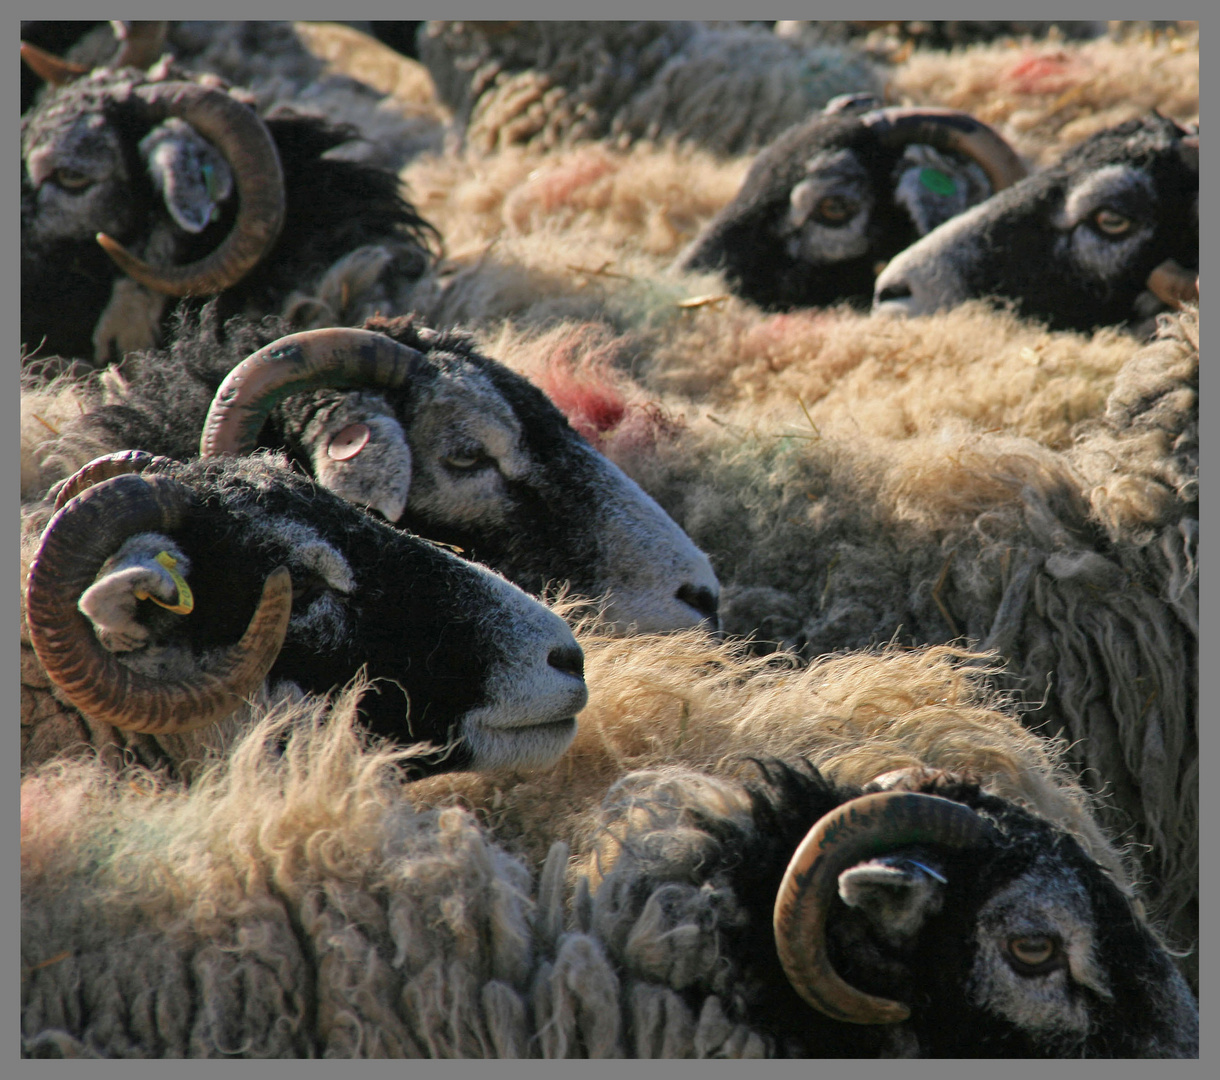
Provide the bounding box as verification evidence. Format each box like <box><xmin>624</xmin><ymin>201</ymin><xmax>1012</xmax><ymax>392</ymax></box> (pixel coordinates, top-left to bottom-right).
<box><xmin>27</xmin><ymin>452</ymin><xmax>588</xmax><ymax>775</ymax></box>
<box><xmin>675</xmin><ymin>97</ymin><xmax>1026</xmax><ymax>311</ymax></box>
<box><xmin>588</xmin><ymin>762</ymin><xmax>1198</xmax><ymax>1057</ymax></box>
<box><xmin>874</xmin><ymin>115</ymin><xmax>1199</xmax><ymax>332</ymax></box>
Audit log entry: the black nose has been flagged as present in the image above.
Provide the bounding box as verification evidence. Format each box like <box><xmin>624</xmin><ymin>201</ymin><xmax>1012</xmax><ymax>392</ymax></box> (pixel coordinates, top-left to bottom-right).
<box><xmin>676</xmin><ymin>584</ymin><xmax>720</xmax><ymax>629</ymax></box>
<box><xmin>548</xmin><ymin>645</ymin><xmax>585</xmax><ymax>681</ymax></box>
<box><xmin>876</xmin><ymin>281</ymin><xmax>912</xmax><ymax>303</ymax></box>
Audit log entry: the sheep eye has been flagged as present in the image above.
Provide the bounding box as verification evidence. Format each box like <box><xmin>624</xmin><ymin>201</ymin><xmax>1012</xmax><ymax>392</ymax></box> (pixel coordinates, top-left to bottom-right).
<box><xmin>53</xmin><ymin>168</ymin><xmax>93</xmax><ymax>192</ymax></box>
<box><xmin>442</xmin><ymin>450</ymin><xmax>492</xmax><ymax>472</ymax></box>
<box><xmin>815</xmin><ymin>195</ymin><xmax>857</xmax><ymax>225</ymax></box>
<box><xmin>1092</xmin><ymin>208</ymin><xmax>1131</xmax><ymax>236</ymax></box>
<box><xmin>290</xmin><ymin>576</ymin><xmax>329</xmax><ymax>609</ymax></box>
<box><xmin>1004</xmin><ymin>934</ymin><xmax>1063</xmax><ymax>973</ymax></box>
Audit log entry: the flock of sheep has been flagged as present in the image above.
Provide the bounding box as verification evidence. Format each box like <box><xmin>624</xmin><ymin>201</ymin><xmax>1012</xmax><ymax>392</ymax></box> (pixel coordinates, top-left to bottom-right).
<box><xmin>20</xmin><ymin>21</ymin><xmax>1199</xmax><ymax>1059</ymax></box>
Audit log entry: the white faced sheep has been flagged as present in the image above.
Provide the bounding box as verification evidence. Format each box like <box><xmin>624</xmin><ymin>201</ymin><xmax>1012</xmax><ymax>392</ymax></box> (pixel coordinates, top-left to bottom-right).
<box><xmin>674</xmin><ymin>96</ymin><xmax>1027</xmax><ymax>310</ymax></box>
<box><xmin>21</xmin><ymin>451</ymin><xmax>587</xmax><ymax>780</ymax></box>
<box><xmin>874</xmin><ymin>115</ymin><xmax>1198</xmax><ymax>332</ymax></box>
<box><xmin>27</xmin><ymin>310</ymin><xmax>719</xmax><ymax>634</ymax></box>
<box><xmin>418</xmin><ymin>20</ymin><xmax>880</xmax><ymax>158</ymax></box>
<box><xmin>21</xmin><ymin>58</ymin><xmax>438</xmax><ymax>366</ymax></box>
<box><xmin>20</xmin><ymin>637</ymin><xmax>1197</xmax><ymax>1057</ymax></box>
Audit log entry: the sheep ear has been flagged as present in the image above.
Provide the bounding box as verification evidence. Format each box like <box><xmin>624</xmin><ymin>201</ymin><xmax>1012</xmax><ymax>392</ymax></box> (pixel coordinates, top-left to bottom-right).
<box><xmin>838</xmin><ymin>854</ymin><xmax>947</xmax><ymax>945</ymax></box>
<box><xmin>309</xmin><ymin>414</ymin><xmax>414</xmax><ymax>524</ymax></box>
<box><xmin>78</xmin><ymin>533</ymin><xmax>193</xmax><ymax>653</ymax></box>
<box><xmin>138</xmin><ymin>119</ymin><xmax>234</xmax><ymax>234</ymax></box>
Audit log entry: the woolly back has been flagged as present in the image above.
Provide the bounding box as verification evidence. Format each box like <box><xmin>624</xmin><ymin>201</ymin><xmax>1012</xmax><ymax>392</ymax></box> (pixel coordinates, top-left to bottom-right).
<box><xmin>408</xmin><ymin>630</ymin><xmax>1129</xmax><ymax>892</ymax></box>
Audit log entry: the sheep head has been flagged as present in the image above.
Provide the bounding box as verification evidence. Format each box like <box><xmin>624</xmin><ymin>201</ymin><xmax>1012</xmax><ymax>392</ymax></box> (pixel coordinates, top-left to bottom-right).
<box><xmin>198</xmin><ymin>324</ymin><xmax>721</xmax><ymax>635</ymax></box>
<box><xmin>26</xmin><ymin>451</ymin><xmax>589</xmax><ymax>772</ymax></box>
<box><xmin>592</xmin><ymin>762</ymin><xmax>1198</xmax><ymax>1057</ymax></box>
<box><xmin>675</xmin><ymin>99</ymin><xmax>1026</xmax><ymax>310</ymax></box>
<box><xmin>874</xmin><ymin>115</ymin><xmax>1199</xmax><ymax>332</ymax></box>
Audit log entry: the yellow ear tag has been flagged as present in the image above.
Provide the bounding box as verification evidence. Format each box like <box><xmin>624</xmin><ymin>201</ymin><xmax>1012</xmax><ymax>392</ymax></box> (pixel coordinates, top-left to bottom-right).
<box><xmin>133</xmin><ymin>551</ymin><xmax>195</xmax><ymax>615</ymax></box>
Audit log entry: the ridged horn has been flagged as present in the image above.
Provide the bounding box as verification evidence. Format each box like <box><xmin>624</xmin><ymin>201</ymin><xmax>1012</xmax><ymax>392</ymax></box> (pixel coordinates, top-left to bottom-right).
<box><xmin>773</xmin><ymin>791</ymin><xmax>995</xmax><ymax>1025</ymax></box>
<box><xmin>1146</xmin><ymin>258</ymin><xmax>1198</xmax><ymax>309</ymax></box>
<box><xmin>49</xmin><ymin>450</ymin><xmax>178</xmax><ymax>511</ymax></box>
<box><xmin>110</xmin><ymin>21</ymin><xmax>169</xmax><ymax>71</ymax></box>
<box><xmin>26</xmin><ymin>472</ymin><xmax>292</xmax><ymax>735</ymax></box>
<box><xmin>20</xmin><ymin>41</ymin><xmax>88</xmax><ymax>87</ymax></box>
<box><xmin>861</xmin><ymin>106</ymin><xmax>1028</xmax><ymax>194</ymax></box>
<box><xmin>95</xmin><ymin>81</ymin><xmax>286</xmax><ymax>297</ymax></box>
<box><xmin>200</xmin><ymin>328</ymin><xmax>428</xmax><ymax>457</ymax></box>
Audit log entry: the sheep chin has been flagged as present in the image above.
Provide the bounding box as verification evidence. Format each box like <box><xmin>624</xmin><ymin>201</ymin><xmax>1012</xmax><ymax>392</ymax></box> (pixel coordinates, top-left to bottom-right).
<box><xmin>461</xmin><ymin>715</ymin><xmax>579</xmax><ymax>772</ymax></box>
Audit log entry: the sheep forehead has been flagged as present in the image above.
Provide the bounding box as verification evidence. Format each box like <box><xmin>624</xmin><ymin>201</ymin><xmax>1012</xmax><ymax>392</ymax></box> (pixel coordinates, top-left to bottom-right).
<box><xmin>968</xmin><ymin>864</ymin><xmax>1111</xmax><ymax>1037</ymax></box>
<box><xmin>414</xmin><ymin>370</ymin><xmax>530</xmax><ymax>477</ymax></box>
<box><xmin>25</xmin><ymin>114</ymin><xmax>124</xmax><ymax>187</ymax></box>
<box><xmin>1057</xmin><ymin>165</ymin><xmax>1155</xmax><ymax>229</ymax></box>
<box><xmin>801</xmin><ymin>147</ymin><xmax>870</xmax><ymax>188</ymax></box>
<box><xmin>246</xmin><ymin>517</ymin><xmax>355</xmax><ymax>594</ymax></box>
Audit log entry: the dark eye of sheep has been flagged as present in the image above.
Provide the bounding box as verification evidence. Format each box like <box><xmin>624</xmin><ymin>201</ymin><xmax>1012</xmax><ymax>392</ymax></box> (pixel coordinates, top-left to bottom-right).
<box><xmin>1091</xmin><ymin>208</ymin><xmax>1132</xmax><ymax>236</ymax></box>
<box><xmin>1003</xmin><ymin>934</ymin><xmax>1064</xmax><ymax>974</ymax></box>
<box><xmin>290</xmin><ymin>575</ymin><xmax>331</xmax><ymax>610</ymax></box>
<box><xmin>53</xmin><ymin>167</ymin><xmax>93</xmax><ymax>192</ymax></box>
<box><xmin>815</xmin><ymin>195</ymin><xmax>858</xmax><ymax>225</ymax></box>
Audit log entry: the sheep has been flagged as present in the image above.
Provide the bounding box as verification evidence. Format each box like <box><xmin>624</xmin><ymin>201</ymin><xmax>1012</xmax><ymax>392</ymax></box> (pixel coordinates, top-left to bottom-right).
<box><xmin>25</xmin><ymin>308</ymin><xmax>720</xmax><ymax>634</ymax></box>
<box><xmin>21</xmin><ymin>59</ymin><xmax>439</xmax><ymax>366</ymax></box>
<box><xmin>873</xmin><ymin>115</ymin><xmax>1198</xmax><ymax>332</ymax></box>
<box><xmin>418</xmin><ymin>20</ymin><xmax>881</xmax><ymax>157</ymax></box>
<box><xmin>673</xmin><ymin>96</ymin><xmax>1028</xmax><ymax>310</ymax></box>
<box><xmin>20</xmin><ymin>638</ymin><xmax>1197</xmax><ymax>1057</ymax></box>
<box><xmin>20</xmin><ymin>450</ymin><xmax>588</xmax><ymax>781</ymax></box>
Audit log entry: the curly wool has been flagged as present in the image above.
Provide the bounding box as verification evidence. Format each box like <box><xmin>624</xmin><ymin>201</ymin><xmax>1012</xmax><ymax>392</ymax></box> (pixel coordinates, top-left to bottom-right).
<box><xmin>22</xmin><ymin>679</ymin><xmax>542</xmax><ymax>1058</ymax></box>
<box><xmin>419</xmin><ymin>21</ymin><xmax>880</xmax><ymax>158</ymax></box>
<box><xmin>21</xmin><ymin>640</ymin><xmax>1133</xmax><ymax>1058</ymax></box>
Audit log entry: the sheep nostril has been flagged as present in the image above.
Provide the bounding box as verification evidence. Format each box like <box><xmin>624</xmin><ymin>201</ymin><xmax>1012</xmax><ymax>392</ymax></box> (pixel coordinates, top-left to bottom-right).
<box><xmin>875</xmin><ymin>281</ymin><xmax>912</xmax><ymax>304</ymax></box>
<box><xmin>548</xmin><ymin>645</ymin><xmax>585</xmax><ymax>681</ymax></box>
<box><xmin>676</xmin><ymin>584</ymin><xmax>719</xmax><ymax>628</ymax></box>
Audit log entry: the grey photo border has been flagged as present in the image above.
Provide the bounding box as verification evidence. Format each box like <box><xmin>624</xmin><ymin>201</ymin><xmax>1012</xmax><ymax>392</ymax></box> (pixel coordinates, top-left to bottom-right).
<box><xmin>10</xmin><ymin>1</ymin><xmax>1209</xmax><ymax>1076</ymax></box>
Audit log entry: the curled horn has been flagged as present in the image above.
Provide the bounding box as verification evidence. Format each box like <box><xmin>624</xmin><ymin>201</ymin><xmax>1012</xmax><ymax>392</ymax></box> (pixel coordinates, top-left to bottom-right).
<box><xmin>1146</xmin><ymin>259</ymin><xmax>1198</xmax><ymax>310</ymax></box>
<box><xmin>25</xmin><ymin>472</ymin><xmax>292</xmax><ymax>735</ymax></box>
<box><xmin>95</xmin><ymin>81</ymin><xmax>286</xmax><ymax>298</ymax></box>
<box><xmin>773</xmin><ymin>791</ymin><xmax>995</xmax><ymax>1025</ymax></box>
<box><xmin>200</xmin><ymin>328</ymin><xmax>428</xmax><ymax>457</ymax></box>
<box><xmin>20</xmin><ymin>41</ymin><xmax>88</xmax><ymax>87</ymax></box>
<box><xmin>49</xmin><ymin>449</ymin><xmax>178</xmax><ymax>511</ymax></box>
<box><xmin>110</xmin><ymin>21</ymin><xmax>169</xmax><ymax>71</ymax></box>
<box><xmin>861</xmin><ymin>106</ymin><xmax>1028</xmax><ymax>194</ymax></box>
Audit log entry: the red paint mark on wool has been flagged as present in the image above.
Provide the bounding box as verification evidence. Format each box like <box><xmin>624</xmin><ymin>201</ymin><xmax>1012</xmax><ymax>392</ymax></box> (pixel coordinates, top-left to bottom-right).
<box><xmin>538</xmin><ymin>362</ymin><xmax>627</xmax><ymax>443</ymax></box>
<box><xmin>524</xmin><ymin>150</ymin><xmax>619</xmax><ymax>212</ymax></box>
<box><xmin>533</xmin><ymin>327</ymin><xmax>630</xmax><ymax>442</ymax></box>
<box><xmin>1004</xmin><ymin>52</ymin><xmax>1089</xmax><ymax>95</ymax></box>
<box><xmin>531</xmin><ymin>326</ymin><xmax>680</xmax><ymax>453</ymax></box>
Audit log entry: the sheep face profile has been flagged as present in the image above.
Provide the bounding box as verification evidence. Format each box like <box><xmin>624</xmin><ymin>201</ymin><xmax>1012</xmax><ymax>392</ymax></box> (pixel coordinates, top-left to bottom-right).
<box><xmin>874</xmin><ymin>115</ymin><xmax>1198</xmax><ymax>331</ymax></box>
<box><xmin>216</xmin><ymin>323</ymin><xmax>721</xmax><ymax>633</ymax></box>
<box><xmin>25</xmin><ymin>452</ymin><xmax>587</xmax><ymax>773</ymax></box>
<box><xmin>57</xmin><ymin>313</ymin><xmax>720</xmax><ymax>633</ymax></box>
<box><xmin>21</xmin><ymin>64</ymin><xmax>437</xmax><ymax>364</ymax></box>
<box><xmin>675</xmin><ymin>100</ymin><xmax>1026</xmax><ymax>311</ymax></box>
<box><xmin>591</xmin><ymin>763</ymin><xmax>1198</xmax><ymax>1057</ymax></box>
